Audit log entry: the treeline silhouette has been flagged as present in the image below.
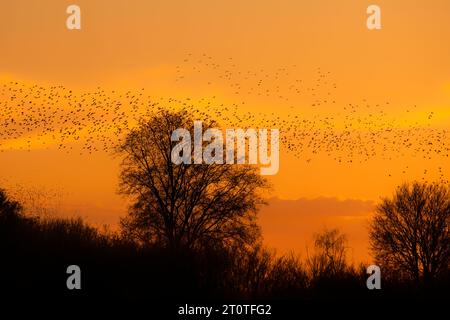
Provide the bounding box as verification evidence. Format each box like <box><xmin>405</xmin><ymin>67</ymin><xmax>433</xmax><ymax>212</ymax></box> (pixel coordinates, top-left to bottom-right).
<box><xmin>0</xmin><ymin>188</ymin><xmax>363</xmax><ymax>302</ymax></box>
<box><xmin>1</xmin><ymin>185</ymin><xmax>449</xmax><ymax>303</ymax></box>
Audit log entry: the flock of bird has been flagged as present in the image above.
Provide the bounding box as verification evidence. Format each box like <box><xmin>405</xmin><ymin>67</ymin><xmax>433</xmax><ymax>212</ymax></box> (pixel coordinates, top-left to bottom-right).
<box><xmin>175</xmin><ymin>53</ymin><xmax>337</xmax><ymax>109</ymax></box>
<box><xmin>0</xmin><ymin>53</ymin><xmax>449</xmax><ymax>184</ymax></box>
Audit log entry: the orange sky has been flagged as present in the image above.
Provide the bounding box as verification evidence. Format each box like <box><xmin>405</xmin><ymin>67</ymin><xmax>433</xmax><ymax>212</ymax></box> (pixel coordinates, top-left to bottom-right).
<box><xmin>1</xmin><ymin>0</ymin><xmax>450</xmax><ymax>262</ymax></box>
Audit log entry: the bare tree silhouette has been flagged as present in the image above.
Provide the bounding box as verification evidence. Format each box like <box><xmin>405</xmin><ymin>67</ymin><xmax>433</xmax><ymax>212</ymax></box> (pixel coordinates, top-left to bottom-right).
<box><xmin>370</xmin><ymin>182</ymin><xmax>450</xmax><ymax>285</ymax></box>
<box><xmin>306</xmin><ymin>228</ymin><xmax>348</xmax><ymax>279</ymax></box>
<box><xmin>117</xmin><ymin>109</ymin><xmax>269</xmax><ymax>250</ymax></box>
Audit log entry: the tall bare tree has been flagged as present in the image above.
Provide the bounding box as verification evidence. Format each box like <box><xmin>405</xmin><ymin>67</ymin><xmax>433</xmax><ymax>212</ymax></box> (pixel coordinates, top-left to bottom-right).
<box><xmin>117</xmin><ymin>109</ymin><xmax>268</xmax><ymax>250</ymax></box>
<box><xmin>370</xmin><ymin>182</ymin><xmax>450</xmax><ymax>285</ymax></box>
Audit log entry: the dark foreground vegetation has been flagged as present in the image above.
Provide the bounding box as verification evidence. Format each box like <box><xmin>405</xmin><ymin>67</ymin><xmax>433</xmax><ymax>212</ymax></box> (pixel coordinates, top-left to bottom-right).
<box><xmin>1</xmin><ymin>187</ymin><xmax>449</xmax><ymax>306</ymax></box>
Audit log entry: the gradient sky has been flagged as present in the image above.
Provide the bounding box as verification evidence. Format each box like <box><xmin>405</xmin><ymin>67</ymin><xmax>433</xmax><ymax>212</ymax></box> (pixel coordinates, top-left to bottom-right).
<box><xmin>1</xmin><ymin>0</ymin><xmax>450</xmax><ymax>262</ymax></box>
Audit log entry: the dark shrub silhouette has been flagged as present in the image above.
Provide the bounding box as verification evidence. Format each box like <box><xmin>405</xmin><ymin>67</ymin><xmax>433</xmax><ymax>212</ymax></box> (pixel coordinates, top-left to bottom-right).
<box><xmin>0</xmin><ymin>187</ymin><xmax>23</xmax><ymax>222</ymax></box>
